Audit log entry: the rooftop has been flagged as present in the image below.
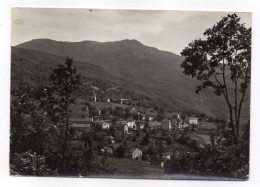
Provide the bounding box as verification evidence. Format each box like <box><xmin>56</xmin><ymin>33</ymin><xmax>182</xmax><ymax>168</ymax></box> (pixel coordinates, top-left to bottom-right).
<box><xmin>72</xmin><ymin>123</ymin><xmax>91</xmax><ymax>128</ymax></box>
<box><xmin>69</xmin><ymin>117</ymin><xmax>93</xmax><ymax>122</ymax></box>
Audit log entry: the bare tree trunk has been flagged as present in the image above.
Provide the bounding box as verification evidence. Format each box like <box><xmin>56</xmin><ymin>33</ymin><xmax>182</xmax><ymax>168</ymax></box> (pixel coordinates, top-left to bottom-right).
<box><xmin>60</xmin><ymin>94</ymin><xmax>69</xmax><ymax>174</ymax></box>
<box><xmin>234</xmin><ymin>78</ymin><xmax>239</xmax><ymax>136</ymax></box>
<box><xmin>237</xmin><ymin>70</ymin><xmax>249</xmax><ymax>138</ymax></box>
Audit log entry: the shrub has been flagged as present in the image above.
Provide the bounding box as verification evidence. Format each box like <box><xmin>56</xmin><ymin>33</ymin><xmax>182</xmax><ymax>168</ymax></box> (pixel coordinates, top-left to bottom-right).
<box><xmin>115</xmin><ymin>145</ymin><xmax>127</xmax><ymax>158</ymax></box>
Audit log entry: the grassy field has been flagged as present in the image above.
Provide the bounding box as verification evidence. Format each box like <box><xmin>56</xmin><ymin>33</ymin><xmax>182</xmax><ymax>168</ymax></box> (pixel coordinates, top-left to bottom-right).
<box><xmin>187</xmin><ymin>132</ymin><xmax>211</xmax><ymax>144</ymax></box>
<box><xmin>198</xmin><ymin>121</ymin><xmax>218</xmax><ymax>130</ymax></box>
<box><xmin>106</xmin><ymin>157</ymin><xmax>164</xmax><ymax>176</ymax></box>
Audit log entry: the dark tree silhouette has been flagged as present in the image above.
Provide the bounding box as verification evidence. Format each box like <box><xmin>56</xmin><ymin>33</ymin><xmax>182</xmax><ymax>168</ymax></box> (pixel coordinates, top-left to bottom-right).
<box><xmin>181</xmin><ymin>14</ymin><xmax>251</xmax><ymax>139</ymax></box>
<box><xmin>47</xmin><ymin>57</ymin><xmax>80</xmax><ymax>172</ymax></box>
<box><xmin>10</xmin><ymin>87</ymin><xmax>53</xmax><ymax>175</ymax></box>
<box><xmin>115</xmin><ymin>145</ymin><xmax>127</xmax><ymax>158</ymax></box>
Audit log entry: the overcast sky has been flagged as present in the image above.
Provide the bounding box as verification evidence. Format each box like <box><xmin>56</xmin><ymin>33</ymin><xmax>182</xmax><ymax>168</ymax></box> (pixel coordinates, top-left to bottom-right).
<box><xmin>11</xmin><ymin>8</ymin><xmax>251</xmax><ymax>54</ymax></box>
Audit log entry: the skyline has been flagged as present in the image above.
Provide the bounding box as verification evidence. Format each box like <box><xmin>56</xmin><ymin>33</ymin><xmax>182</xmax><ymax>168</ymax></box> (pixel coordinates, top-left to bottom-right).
<box><xmin>11</xmin><ymin>8</ymin><xmax>251</xmax><ymax>54</ymax></box>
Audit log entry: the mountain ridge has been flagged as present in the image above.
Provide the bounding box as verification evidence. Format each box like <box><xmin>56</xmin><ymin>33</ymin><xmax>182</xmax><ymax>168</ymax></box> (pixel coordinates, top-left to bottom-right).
<box><xmin>12</xmin><ymin>38</ymin><xmax>250</xmax><ymax>119</ymax></box>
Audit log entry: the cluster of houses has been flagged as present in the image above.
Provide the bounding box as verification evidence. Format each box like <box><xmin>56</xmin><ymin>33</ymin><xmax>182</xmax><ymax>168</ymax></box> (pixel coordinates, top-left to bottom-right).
<box><xmin>68</xmin><ymin>103</ymin><xmax>199</xmax><ymax>139</ymax></box>
<box><xmin>67</xmin><ymin>102</ymin><xmax>200</xmax><ymax>168</ymax></box>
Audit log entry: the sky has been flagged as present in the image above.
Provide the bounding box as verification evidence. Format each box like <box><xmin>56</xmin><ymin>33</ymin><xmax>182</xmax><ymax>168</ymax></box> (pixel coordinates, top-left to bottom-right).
<box><xmin>11</xmin><ymin>8</ymin><xmax>251</xmax><ymax>55</ymax></box>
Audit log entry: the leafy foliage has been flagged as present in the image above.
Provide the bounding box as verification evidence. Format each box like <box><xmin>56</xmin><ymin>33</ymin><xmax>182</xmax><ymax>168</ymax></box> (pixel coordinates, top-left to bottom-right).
<box><xmin>115</xmin><ymin>145</ymin><xmax>127</xmax><ymax>158</ymax></box>
<box><xmin>165</xmin><ymin>132</ymin><xmax>249</xmax><ymax>179</ymax></box>
<box><xmin>10</xmin><ymin>151</ymin><xmax>57</xmax><ymax>176</ymax></box>
<box><xmin>10</xmin><ymin>57</ymin><xmax>115</xmax><ymax>176</ymax></box>
<box><xmin>181</xmin><ymin>14</ymin><xmax>251</xmax><ymax>137</ymax></box>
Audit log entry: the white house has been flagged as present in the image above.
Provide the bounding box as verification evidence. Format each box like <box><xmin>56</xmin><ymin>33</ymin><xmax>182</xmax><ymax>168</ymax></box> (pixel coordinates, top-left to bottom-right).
<box><xmin>188</xmin><ymin>117</ymin><xmax>198</xmax><ymax>125</ymax></box>
<box><xmin>126</xmin><ymin>120</ymin><xmax>136</xmax><ymax>130</ymax></box>
<box><xmin>178</xmin><ymin>121</ymin><xmax>189</xmax><ymax>129</ymax></box>
<box><xmin>139</xmin><ymin>124</ymin><xmax>145</xmax><ymax>130</ymax></box>
<box><xmin>148</xmin><ymin>117</ymin><xmax>154</xmax><ymax>121</ymax></box>
<box><xmin>102</xmin><ymin>120</ymin><xmax>111</xmax><ymax>129</ymax></box>
<box><xmin>128</xmin><ymin>148</ymin><xmax>142</xmax><ymax>160</ymax></box>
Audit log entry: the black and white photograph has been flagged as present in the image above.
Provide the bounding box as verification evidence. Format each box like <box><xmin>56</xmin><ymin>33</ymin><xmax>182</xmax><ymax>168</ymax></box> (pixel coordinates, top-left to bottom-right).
<box><xmin>10</xmin><ymin>8</ymin><xmax>251</xmax><ymax>180</ymax></box>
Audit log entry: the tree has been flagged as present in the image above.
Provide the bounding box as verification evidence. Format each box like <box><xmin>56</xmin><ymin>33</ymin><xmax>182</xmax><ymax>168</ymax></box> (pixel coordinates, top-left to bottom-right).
<box><xmin>47</xmin><ymin>57</ymin><xmax>80</xmax><ymax>172</ymax></box>
<box><xmin>166</xmin><ymin>136</ymin><xmax>173</xmax><ymax>145</ymax></box>
<box><xmin>10</xmin><ymin>151</ymin><xmax>57</xmax><ymax>176</ymax></box>
<box><xmin>141</xmin><ymin>133</ymin><xmax>150</xmax><ymax>145</ymax></box>
<box><xmin>10</xmin><ymin>86</ymin><xmax>51</xmax><ymax>175</ymax></box>
<box><xmin>181</xmin><ymin>14</ymin><xmax>251</xmax><ymax>139</ymax></box>
<box><xmin>165</xmin><ymin>130</ymin><xmax>249</xmax><ymax>178</ymax></box>
<box><xmin>115</xmin><ymin>145</ymin><xmax>127</xmax><ymax>158</ymax></box>
<box><xmin>157</xmin><ymin>109</ymin><xmax>165</xmax><ymax>121</ymax></box>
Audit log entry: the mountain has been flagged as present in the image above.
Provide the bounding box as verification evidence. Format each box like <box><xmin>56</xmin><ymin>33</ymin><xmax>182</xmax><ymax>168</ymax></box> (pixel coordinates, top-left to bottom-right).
<box><xmin>11</xmin><ymin>46</ymin><xmax>115</xmax><ymax>87</ymax></box>
<box><xmin>11</xmin><ymin>46</ymin><xmax>156</xmax><ymax>104</ymax></box>
<box><xmin>13</xmin><ymin>39</ymin><xmax>250</xmax><ymax>119</ymax></box>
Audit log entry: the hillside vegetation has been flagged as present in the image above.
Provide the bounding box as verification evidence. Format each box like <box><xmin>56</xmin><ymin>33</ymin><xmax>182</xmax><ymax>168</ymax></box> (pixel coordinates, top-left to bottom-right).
<box><xmin>12</xmin><ymin>39</ymin><xmax>250</xmax><ymax>119</ymax></box>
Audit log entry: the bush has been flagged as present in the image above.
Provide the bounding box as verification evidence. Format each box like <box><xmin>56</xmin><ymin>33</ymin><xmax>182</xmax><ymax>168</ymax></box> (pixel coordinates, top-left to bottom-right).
<box><xmin>141</xmin><ymin>134</ymin><xmax>150</xmax><ymax>146</ymax></box>
<box><xmin>115</xmin><ymin>145</ymin><xmax>127</xmax><ymax>158</ymax></box>
<box><xmin>165</xmin><ymin>133</ymin><xmax>249</xmax><ymax>179</ymax></box>
<box><xmin>166</xmin><ymin>136</ymin><xmax>173</xmax><ymax>145</ymax></box>
<box><xmin>190</xmin><ymin>139</ymin><xmax>198</xmax><ymax>149</ymax></box>
<box><xmin>10</xmin><ymin>151</ymin><xmax>57</xmax><ymax>176</ymax></box>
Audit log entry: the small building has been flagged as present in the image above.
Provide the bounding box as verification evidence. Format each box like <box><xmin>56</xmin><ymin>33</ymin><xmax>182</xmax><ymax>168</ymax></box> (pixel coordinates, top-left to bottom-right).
<box><xmin>188</xmin><ymin>117</ymin><xmax>199</xmax><ymax>125</ymax></box>
<box><xmin>120</xmin><ymin>99</ymin><xmax>131</xmax><ymax>105</ymax></box>
<box><xmin>126</xmin><ymin>120</ymin><xmax>136</xmax><ymax>130</ymax></box>
<box><xmin>128</xmin><ymin>148</ymin><xmax>142</xmax><ymax>160</ymax></box>
<box><xmin>178</xmin><ymin>121</ymin><xmax>189</xmax><ymax>129</ymax></box>
<box><xmin>69</xmin><ymin>117</ymin><xmax>93</xmax><ymax>138</ymax></box>
<box><xmin>139</xmin><ymin>124</ymin><xmax>145</xmax><ymax>130</ymax></box>
<box><xmin>102</xmin><ymin>120</ymin><xmax>111</xmax><ymax>129</ymax></box>
<box><xmin>161</xmin><ymin>119</ymin><xmax>171</xmax><ymax>131</ymax></box>
<box><xmin>107</xmin><ymin>98</ymin><xmax>111</xmax><ymax>103</ymax></box>
<box><xmin>148</xmin><ymin>117</ymin><xmax>154</xmax><ymax>121</ymax></box>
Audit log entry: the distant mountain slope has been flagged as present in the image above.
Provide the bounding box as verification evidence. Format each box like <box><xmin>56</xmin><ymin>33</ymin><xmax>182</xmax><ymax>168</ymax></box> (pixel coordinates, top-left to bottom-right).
<box><xmin>14</xmin><ymin>39</ymin><xmax>250</xmax><ymax>119</ymax></box>
<box><xmin>11</xmin><ymin>46</ymin><xmax>156</xmax><ymax>104</ymax></box>
<box><xmin>11</xmin><ymin>47</ymin><xmax>115</xmax><ymax>87</ymax></box>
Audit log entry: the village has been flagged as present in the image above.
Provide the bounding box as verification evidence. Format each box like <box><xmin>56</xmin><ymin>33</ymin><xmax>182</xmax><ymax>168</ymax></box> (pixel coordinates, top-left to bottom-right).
<box><xmin>67</xmin><ymin>93</ymin><xmax>225</xmax><ymax>174</ymax></box>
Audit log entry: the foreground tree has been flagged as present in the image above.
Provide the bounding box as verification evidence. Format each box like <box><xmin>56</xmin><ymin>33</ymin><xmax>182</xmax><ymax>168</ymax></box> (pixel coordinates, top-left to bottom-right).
<box><xmin>46</xmin><ymin>57</ymin><xmax>80</xmax><ymax>173</ymax></box>
<box><xmin>10</xmin><ymin>87</ymin><xmax>53</xmax><ymax>175</ymax></box>
<box><xmin>181</xmin><ymin>14</ymin><xmax>251</xmax><ymax>139</ymax></box>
